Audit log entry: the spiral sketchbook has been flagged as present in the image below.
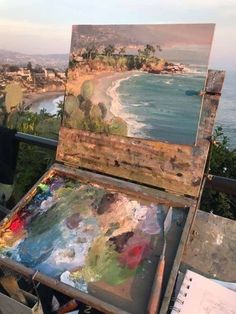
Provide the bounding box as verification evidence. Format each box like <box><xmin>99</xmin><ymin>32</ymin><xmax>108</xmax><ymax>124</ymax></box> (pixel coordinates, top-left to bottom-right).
<box><xmin>171</xmin><ymin>269</ymin><xmax>236</xmax><ymax>314</ymax></box>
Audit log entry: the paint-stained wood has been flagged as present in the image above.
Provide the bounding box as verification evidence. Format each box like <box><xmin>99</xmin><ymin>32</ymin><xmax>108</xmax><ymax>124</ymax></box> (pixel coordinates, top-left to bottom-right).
<box><xmin>0</xmin><ymin>290</ymin><xmax>43</xmax><ymax>314</ymax></box>
<box><xmin>182</xmin><ymin>210</ymin><xmax>236</xmax><ymax>282</ymax></box>
<box><xmin>159</xmin><ymin>205</ymin><xmax>196</xmax><ymax>314</ymax></box>
<box><xmin>53</xmin><ymin>163</ymin><xmax>194</xmax><ymax>207</ymax></box>
<box><xmin>197</xmin><ymin>95</ymin><xmax>221</xmax><ymax>143</ymax></box>
<box><xmin>204</xmin><ymin>70</ymin><xmax>225</xmax><ymax>94</ymax></box>
<box><xmin>57</xmin><ymin>128</ymin><xmax>202</xmax><ymax>197</ymax></box>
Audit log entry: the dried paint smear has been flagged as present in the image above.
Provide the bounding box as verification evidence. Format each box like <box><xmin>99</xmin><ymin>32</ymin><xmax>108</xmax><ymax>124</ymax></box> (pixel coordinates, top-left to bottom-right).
<box><xmin>0</xmin><ymin>173</ymin><xmax>164</xmax><ymax>293</ymax></box>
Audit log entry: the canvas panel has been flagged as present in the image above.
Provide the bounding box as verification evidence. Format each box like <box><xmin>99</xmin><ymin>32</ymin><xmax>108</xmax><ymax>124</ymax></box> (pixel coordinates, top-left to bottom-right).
<box><xmin>64</xmin><ymin>24</ymin><xmax>215</xmax><ymax>145</ymax></box>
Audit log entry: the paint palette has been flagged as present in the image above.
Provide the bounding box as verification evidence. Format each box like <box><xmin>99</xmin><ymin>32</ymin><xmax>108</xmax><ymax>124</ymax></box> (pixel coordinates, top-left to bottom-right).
<box><xmin>0</xmin><ymin>166</ymin><xmax>188</xmax><ymax>314</ymax></box>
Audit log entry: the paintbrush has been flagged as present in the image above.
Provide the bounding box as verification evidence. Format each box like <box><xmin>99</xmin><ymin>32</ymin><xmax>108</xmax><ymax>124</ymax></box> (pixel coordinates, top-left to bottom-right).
<box><xmin>0</xmin><ymin>275</ymin><xmax>28</xmax><ymax>305</ymax></box>
<box><xmin>148</xmin><ymin>206</ymin><xmax>173</xmax><ymax>314</ymax></box>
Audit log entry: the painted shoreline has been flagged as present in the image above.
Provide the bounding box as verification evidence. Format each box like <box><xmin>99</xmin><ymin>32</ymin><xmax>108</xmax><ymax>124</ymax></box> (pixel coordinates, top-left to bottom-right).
<box><xmin>91</xmin><ymin>70</ymin><xmax>146</xmax><ymax>137</ymax></box>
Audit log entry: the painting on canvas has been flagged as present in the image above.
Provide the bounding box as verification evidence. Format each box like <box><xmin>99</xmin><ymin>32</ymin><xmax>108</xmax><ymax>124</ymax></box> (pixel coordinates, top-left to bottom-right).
<box><xmin>64</xmin><ymin>24</ymin><xmax>214</xmax><ymax>144</ymax></box>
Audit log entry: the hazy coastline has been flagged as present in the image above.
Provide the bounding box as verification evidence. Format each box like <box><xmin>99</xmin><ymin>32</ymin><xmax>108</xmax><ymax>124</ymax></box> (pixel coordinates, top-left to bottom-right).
<box><xmin>29</xmin><ymin>91</ymin><xmax>64</xmax><ymax>114</ymax></box>
<box><xmin>26</xmin><ymin>90</ymin><xmax>64</xmax><ymax>108</ymax></box>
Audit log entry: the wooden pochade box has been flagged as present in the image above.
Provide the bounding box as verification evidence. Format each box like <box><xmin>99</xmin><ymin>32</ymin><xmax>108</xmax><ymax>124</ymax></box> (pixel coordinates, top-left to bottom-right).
<box><xmin>0</xmin><ymin>20</ymin><xmax>225</xmax><ymax>313</ymax></box>
<box><xmin>0</xmin><ymin>69</ymin><xmax>225</xmax><ymax>314</ymax></box>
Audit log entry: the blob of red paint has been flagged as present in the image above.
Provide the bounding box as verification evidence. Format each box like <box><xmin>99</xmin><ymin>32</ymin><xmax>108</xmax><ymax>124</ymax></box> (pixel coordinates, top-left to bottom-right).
<box><xmin>9</xmin><ymin>214</ymin><xmax>25</xmax><ymax>233</ymax></box>
<box><xmin>8</xmin><ymin>208</ymin><xmax>31</xmax><ymax>234</ymax></box>
<box><xmin>119</xmin><ymin>240</ymin><xmax>150</xmax><ymax>269</ymax></box>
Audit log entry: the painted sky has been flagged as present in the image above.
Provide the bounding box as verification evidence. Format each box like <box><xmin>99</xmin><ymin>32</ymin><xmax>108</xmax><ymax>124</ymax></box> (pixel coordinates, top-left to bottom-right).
<box><xmin>71</xmin><ymin>24</ymin><xmax>214</xmax><ymax>65</ymax></box>
<box><xmin>0</xmin><ymin>0</ymin><xmax>235</xmax><ymax>70</ymax></box>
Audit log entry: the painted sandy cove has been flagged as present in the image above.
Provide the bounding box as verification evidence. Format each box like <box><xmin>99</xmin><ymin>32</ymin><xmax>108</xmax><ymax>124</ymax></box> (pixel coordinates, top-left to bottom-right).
<box><xmin>64</xmin><ymin>24</ymin><xmax>214</xmax><ymax>144</ymax></box>
<box><xmin>0</xmin><ymin>173</ymin><xmax>167</xmax><ymax>294</ymax></box>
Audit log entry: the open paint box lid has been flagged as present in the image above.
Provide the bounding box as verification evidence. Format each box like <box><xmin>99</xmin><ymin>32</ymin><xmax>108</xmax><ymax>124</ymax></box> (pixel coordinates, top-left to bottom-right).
<box><xmin>56</xmin><ymin>24</ymin><xmax>223</xmax><ymax>199</ymax></box>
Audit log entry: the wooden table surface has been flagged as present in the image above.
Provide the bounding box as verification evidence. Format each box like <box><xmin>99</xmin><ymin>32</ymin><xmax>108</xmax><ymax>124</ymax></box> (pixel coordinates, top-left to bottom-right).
<box><xmin>182</xmin><ymin>210</ymin><xmax>236</xmax><ymax>282</ymax></box>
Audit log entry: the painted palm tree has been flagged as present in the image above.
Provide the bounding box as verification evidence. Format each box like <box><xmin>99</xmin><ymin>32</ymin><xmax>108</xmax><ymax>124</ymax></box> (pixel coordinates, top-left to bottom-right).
<box><xmin>84</xmin><ymin>45</ymin><xmax>98</xmax><ymax>59</ymax></box>
<box><xmin>144</xmin><ymin>44</ymin><xmax>156</xmax><ymax>58</ymax></box>
<box><xmin>103</xmin><ymin>45</ymin><xmax>116</xmax><ymax>57</ymax></box>
<box><xmin>119</xmin><ymin>46</ymin><xmax>126</xmax><ymax>57</ymax></box>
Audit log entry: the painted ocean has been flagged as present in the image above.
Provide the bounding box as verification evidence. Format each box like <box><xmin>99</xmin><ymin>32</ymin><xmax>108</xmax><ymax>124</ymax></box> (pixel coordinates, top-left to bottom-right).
<box><xmin>109</xmin><ymin>71</ymin><xmax>205</xmax><ymax>144</ymax></box>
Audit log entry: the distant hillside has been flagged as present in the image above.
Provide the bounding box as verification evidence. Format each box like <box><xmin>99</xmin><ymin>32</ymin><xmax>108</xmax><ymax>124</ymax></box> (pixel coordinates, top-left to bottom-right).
<box><xmin>0</xmin><ymin>49</ymin><xmax>69</xmax><ymax>70</ymax></box>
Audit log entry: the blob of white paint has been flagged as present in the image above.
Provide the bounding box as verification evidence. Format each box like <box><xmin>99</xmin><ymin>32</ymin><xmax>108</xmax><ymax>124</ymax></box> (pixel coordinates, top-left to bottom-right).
<box><xmin>216</xmin><ymin>234</ymin><xmax>224</xmax><ymax>245</ymax></box>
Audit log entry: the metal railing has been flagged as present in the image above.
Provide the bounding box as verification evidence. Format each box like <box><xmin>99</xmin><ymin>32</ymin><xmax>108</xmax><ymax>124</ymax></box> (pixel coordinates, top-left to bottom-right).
<box><xmin>15</xmin><ymin>132</ymin><xmax>57</xmax><ymax>150</ymax></box>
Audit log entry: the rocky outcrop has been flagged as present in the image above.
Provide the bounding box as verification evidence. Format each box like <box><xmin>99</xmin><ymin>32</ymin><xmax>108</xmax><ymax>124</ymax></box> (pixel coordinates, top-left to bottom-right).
<box><xmin>144</xmin><ymin>61</ymin><xmax>185</xmax><ymax>75</ymax></box>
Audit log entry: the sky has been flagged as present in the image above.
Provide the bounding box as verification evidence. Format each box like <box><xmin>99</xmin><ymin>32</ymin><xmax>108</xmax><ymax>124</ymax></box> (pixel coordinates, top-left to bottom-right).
<box><xmin>0</xmin><ymin>0</ymin><xmax>236</xmax><ymax>70</ymax></box>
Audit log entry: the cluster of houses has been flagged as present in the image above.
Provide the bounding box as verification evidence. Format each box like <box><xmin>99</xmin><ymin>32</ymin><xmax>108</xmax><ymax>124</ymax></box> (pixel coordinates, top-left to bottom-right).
<box><xmin>0</xmin><ymin>65</ymin><xmax>66</xmax><ymax>102</ymax></box>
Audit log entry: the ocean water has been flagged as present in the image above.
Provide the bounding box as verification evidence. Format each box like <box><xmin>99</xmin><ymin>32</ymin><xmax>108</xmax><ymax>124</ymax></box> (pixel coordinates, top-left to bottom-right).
<box><xmin>116</xmin><ymin>72</ymin><xmax>204</xmax><ymax>144</ymax></box>
<box><xmin>31</xmin><ymin>95</ymin><xmax>64</xmax><ymax>115</ymax></box>
<box><xmin>217</xmin><ymin>71</ymin><xmax>236</xmax><ymax>149</ymax></box>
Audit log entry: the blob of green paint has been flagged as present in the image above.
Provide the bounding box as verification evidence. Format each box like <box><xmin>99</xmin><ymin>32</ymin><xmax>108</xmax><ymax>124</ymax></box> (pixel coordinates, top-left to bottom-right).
<box><xmin>71</xmin><ymin>236</ymin><xmax>136</xmax><ymax>286</ymax></box>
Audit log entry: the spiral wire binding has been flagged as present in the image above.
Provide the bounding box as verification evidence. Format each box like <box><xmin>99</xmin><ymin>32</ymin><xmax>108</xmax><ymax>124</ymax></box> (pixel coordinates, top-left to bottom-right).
<box><xmin>171</xmin><ymin>274</ymin><xmax>193</xmax><ymax>313</ymax></box>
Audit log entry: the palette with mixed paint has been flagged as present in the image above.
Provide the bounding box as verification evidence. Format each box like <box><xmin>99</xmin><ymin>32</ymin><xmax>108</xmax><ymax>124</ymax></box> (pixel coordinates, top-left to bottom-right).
<box><xmin>0</xmin><ymin>168</ymin><xmax>187</xmax><ymax>313</ymax></box>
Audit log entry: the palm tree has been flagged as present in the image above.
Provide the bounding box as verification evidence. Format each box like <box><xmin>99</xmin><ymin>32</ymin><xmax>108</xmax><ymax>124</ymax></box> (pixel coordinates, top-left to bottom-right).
<box><xmin>144</xmin><ymin>44</ymin><xmax>155</xmax><ymax>58</ymax></box>
<box><xmin>104</xmin><ymin>45</ymin><xmax>116</xmax><ymax>57</ymax></box>
<box><xmin>83</xmin><ymin>45</ymin><xmax>98</xmax><ymax>60</ymax></box>
<box><xmin>119</xmin><ymin>46</ymin><xmax>126</xmax><ymax>57</ymax></box>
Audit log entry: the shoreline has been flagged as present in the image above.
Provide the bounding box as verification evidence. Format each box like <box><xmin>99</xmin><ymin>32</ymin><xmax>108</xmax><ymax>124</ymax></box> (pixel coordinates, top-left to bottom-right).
<box><xmin>91</xmin><ymin>70</ymin><xmax>140</xmax><ymax>115</ymax></box>
<box><xmin>24</xmin><ymin>90</ymin><xmax>65</xmax><ymax>108</ymax></box>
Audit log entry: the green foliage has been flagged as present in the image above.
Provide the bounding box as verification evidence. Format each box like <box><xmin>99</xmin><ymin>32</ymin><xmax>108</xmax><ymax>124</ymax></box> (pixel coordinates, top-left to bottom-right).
<box><xmin>80</xmin><ymin>80</ymin><xmax>94</xmax><ymax>100</ymax></box>
<box><xmin>69</xmin><ymin>58</ymin><xmax>77</xmax><ymax>70</ymax></box>
<box><xmin>82</xmin><ymin>116</ymin><xmax>110</xmax><ymax>134</ymax></box>
<box><xmin>12</xmin><ymin>143</ymin><xmax>55</xmax><ymax>205</ymax></box>
<box><xmin>118</xmin><ymin>47</ymin><xmax>126</xmax><ymax>56</ymax></box>
<box><xmin>143</xmin><ymin>44</ymin><xmax>156</xmax><ymax>58</ymax></box>
<box><xmin>35</xmin><ymin>118</ymin><xmax>60</xmax><ymax>138</ymax></box>
<box><xmin>103</xmin><ymin>45</ymin><xmax>115</xmax><ymax>57</ymax></box>
<box><xmin>8</xmin><ymin>65</ymin><xmax>19</xmax><ymax>72</ymax></box>
<box><xmin>64</xmin><ymin>95</ymin><xmax>80</xmax><ymax>116</ymax></box>
<box><xmin>116</xmin><ymin>57</ymin><xmax>127</xmax><ymax>70</ymax></box>
<box><xmin>5</xmin><ymin>110</ymin><xmax>58</xmax><ymax>207</ymax></box>
<box><xmin>201</xmin><ymin>126</ymin><xmax>236</xmax><ymax>219</ymax></box>
<box><xmin>4</xmin><ymin>83</ymin><xmax>23</xmax><ymax>113</ymax></box>
<box><xmin>98</xmin><ymin>102</ymin><xmax>107</xmax><ymax>119</ymax></box>
<box><xmin>27</xmin><ymin>62</ymin><xmax>32</xmax><ymax>71</ymax></box>
<box><xmin>109</xmin><ymin>117</ymin><xmax>128</xmax><ymax>136</ymax></box>
<box><xmin>82</xmin><ymin>45</ymin><xmax>98</xmax><ymax>60</ymax></box>
<box><xmin>71</xmin><ymin>43</ymin><xmax>163</xmax><ymax>72</ymax></box>
<box><xmin>90</xmin><ymin>104</ymin><xmax>102</xmax><ymax>120</ymax></box>
<box><xmin>64</xmin><ymin>92</ymin><xmax>128</xmax><ymax>136</ymax></box>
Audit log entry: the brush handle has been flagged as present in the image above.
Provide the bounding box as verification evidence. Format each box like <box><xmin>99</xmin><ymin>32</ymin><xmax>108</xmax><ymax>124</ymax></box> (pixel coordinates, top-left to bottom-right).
<box><xmin>147</xmin><ymin>256</ymin><xmax>165</xmax><ymax>314</ymax></box>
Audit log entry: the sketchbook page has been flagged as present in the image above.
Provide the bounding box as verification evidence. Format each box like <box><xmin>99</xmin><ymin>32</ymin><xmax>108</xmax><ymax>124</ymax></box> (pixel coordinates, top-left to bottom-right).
<box><xmin>212</xmin><ymin>279</ymin><xmax>236</xmax><ymax>292</ymax></box>
<box><xmin>171</xmin><ymin>269</ymin><xmax>236</xmax><ymax>314</ymax></box>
